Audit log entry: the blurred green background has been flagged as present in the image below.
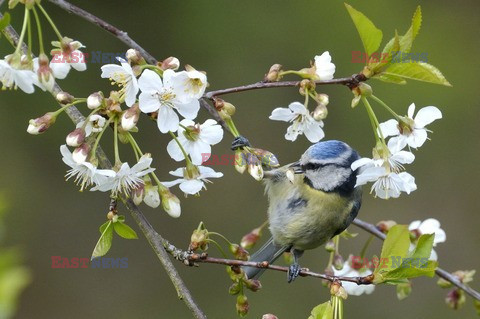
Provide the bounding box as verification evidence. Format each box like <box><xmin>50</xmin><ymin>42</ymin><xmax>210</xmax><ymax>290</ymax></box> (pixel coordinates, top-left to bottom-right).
<box><xmin>0</xmin><ymin>0</ymin><xmax>479</xmax><ymax>318</ymax></box>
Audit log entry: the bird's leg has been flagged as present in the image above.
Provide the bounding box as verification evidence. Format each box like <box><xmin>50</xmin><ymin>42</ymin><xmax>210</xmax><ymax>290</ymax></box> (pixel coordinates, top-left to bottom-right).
<box><xmin>287</xmin><ymin>248</ymin><xmax>304</xmax><ymax>283</ymax></box>
<box><xmin>231</xmin><ymin>135</ymin><xmax>251</xmax><ymax>150</ymax></box>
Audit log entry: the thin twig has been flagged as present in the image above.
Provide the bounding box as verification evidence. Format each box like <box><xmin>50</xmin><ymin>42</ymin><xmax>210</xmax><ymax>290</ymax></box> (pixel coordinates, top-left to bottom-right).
<box><xmin>166</xmin><ymin>245</ymin><xmax>374</xmax><ymax>285</ymax></box>
<box><xmin>47</xmin><ymin>0</ymin><xmax>157</xmax><ymax>65</ymax></box>
<box><xmin>353</xmin><ymin>218</ymin><xmax>480</xmax><ymax>301</ymax></box>
<box><xmin>0</xmin><ymin>13</ymin><xmax>207</xmax><ymax>319</ymax></box>
<box><xmin>204</xmin><ymin>74</ymin><xmax>367</xmax><ymax>100</ymax></box>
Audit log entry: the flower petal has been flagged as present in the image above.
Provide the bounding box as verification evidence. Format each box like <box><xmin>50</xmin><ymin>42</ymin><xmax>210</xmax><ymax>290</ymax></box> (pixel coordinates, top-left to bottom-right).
<box><xmin>407</xmin><ymin>103</ymin><xmax>416</xmax><ymax>118</ymax></box>
<box><xmin>157</xmin><ymin>106</ymin><xmax>179</xmax><ymax>133</ymax></box>
<box><xmin>269</xmin><ymin>107</ymin><xmax>295</xmax><ymax>122</ymax></box>
<box><xmin>166</xmin><ymin>139</ymin><xmax>185</xmax><ymax>162</ymax></box>
<box><xmin>179</xmin><ymin>179</ymin><xmax>204</xmax><ymax>195</ymax></box>
<box><xmin>138</xmin><ymin>69</ymin><xmax>163</xmax><ymax>92</ymax></box>
<box><xmin>50</xmin><ymin>61</ymin><xmax>71</xmax><ymax>79</ymax></box>
<box><xmin>414</xmin><ymin>106</ymin><xmax>442</xmax><ymax>129</ymax></box>
<box><xmin>138</xmin><ymin>92</ymin><xmax>160</xmax><ymax>113</ymax></box>
<box><xmin>303</xmin><ymin>121</ymin><xmax>325</xmax><ymax>143</ymax></box>
<box><xmin>379</xmin><ymin>119</ymin><xmax>400</xmax><ymax>137</ymax></box>
<box><xmin>200</xmin><ymin>121</ymin><xmax>223</xmax><ymax>145</ymax></box>
<box><xmin>176</xmin><ymin>99</ymin><xmax>200</xmax><ymax>120</ymax></box>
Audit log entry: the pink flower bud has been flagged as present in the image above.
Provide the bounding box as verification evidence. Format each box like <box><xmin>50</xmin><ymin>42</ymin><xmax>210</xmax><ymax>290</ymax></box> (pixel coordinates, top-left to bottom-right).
<box><xmin>72</xmin><ymin>143</ymin><xmax>90</xmax><ymax>163</ymax></box>
<box><xmin>87</xmin><ymin>91</ymin><xmax>104</xmax><ymax>110</ymax></box>
<box><xmin>56</xmin><ymin>91</ymin><xmax>74</xmax><ymax>105</ymax></box>
<box><xmin>240</xmin><ymin>227</ymin><xmax>262</xmax><ymax>249</ymax></box>
<box><xmin>133</xmin><ymin>184</ymin><xmax>145</xmax><ymax>205</ymax></box>
<box><xmin>121</xmin><ymin>103</ymin><xmax>140</xmax><ymax>131</ymax></box>
<box><xmin>37</xmin><ymin>53</ymin><xmax>55</xmax><ymax>92</ymax></box>
<box><xmin>66</xmin><ymin>128</ymin><xmax>86</xmax><ymax>147</ymax></box>
<box><xmin>161</xmin><ymin>56</ymin><xmax>180</xmax><ymax>71</ymax></box>
<box><xmin>27</xmin><ymin>112</ymin><xmax>56</xmax><ymax>135</ymax></box>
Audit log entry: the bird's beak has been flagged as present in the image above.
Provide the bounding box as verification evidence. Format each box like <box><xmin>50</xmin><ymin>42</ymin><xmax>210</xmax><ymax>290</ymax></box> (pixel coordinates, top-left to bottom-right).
<box><xmin>288</xmin><ymin>161</ymin><xmax>304</xmax><ymax>174</ymax></box>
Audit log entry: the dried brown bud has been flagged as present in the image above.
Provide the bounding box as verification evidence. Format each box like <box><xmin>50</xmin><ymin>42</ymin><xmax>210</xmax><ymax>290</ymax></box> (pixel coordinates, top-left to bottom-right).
<box><xmin>299</xmin><ymin>79</ymin><xmax>316</xmax><ymax>95</ymax></box>
<box><xmin>56</xmin><ymin>91</ymin><xmax>74</xmax><ymax>105</ymax></box>
<box><xmin>190</xmin><ymin>229</ymin><xmax>209</xmax><ymax>251</ymax></box>
<box><xmin>236</xmin><ymin>295</ymin><xmax>249</xmax><ymax>317</ymax></box>
<box><xmin>229</xmin><ymin>244</ymin><xmax>250</xmax><ymax>261</ymax></box>
<box><xmin>264</xmin><ymin>64</ymin><xmax>283</xmax><ymax>82</ymax></box>
<box><xmin>376</xmin><ymin>220</ymin><xmax>397</xmax><ymax>233</ymax></box>
<box><xmin>244</xmin><ymin>278</ymin><xmax>262</xmax><ymax>292</ymax></box>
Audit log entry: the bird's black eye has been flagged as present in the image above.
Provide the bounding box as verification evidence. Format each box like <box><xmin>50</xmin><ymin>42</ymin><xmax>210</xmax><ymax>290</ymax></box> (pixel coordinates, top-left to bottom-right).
<box><xmin>302</xmin><ymin>163</ymin><xmax>324</xmax><ymax>171</ymax></box>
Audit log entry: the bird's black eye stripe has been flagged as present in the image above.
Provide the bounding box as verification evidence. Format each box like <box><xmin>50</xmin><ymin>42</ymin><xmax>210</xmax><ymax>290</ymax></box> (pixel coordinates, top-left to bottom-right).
<box><xmin>302</xmin><ymin>163</ymin><xmax>350</xmax><ymax>171</ymax></box>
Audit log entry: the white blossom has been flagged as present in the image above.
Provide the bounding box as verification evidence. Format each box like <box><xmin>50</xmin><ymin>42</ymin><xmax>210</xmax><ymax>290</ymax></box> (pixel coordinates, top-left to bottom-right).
<box><xmin>333</xmin><ymin>255</ymin><xmax>375</xmax><ymax>296</ymax></box>
<box><xmin>379</xmin><ymin>103</ymin><xmax>442</xmax><ymax>150</ymax></box>
<box><xmin>60</xmin><ymin>145</ymin><xmax>113</xmax><ymax>191</ymax></box>
<box><xmin>101</xmin><ymin>57</ymin><xmax>138</xmax><ymax>106</ymax></box>
<box><xmin>50</xmin><ymin>40</ymin><xmax>87</xmax><ymax>79</ymax></box>
<box><xmin>314</xmin><ymin>51</ymin><xmax>335</xmax><ymax>80</ymax></box>
<box><xmin>269</xmin><ymin>102</ymin><xmax>324</xmax><ymax>143</ymax></box>
<box><xmin>167</xmin><ymin>119</ymin><xmax>223</xmax><ymax>165</ymax></box>
<box><xmin>162</xmin><ymin>166</ymin><xmax>223</xmax><ymax>195</ymax></box>
<box><xmin>91</xmin><ymin>154</ymin><xmax>155</xmax><ymax>196</ymax></box>
<box><xmin>352</xmin><ymin>144</ymin><xmax>417</xmax><ymax>199</ymax></box>
<box><xmin>138</xmin><ymin>69</ymin><xmax>200</xmax><ymax>133</ymax></box>
<box><xmin>409</xmin><ymin>218</ymin><xmax>446</xmax><ymax>246</ymax></box>
<box><xmin>170</xmin><ymin>68</ymin><xmax>207</xmax><ymax>102</ymax></box>
<box><xmin>0</xmin><ymin>57</ymin><xmax>35</xmax><ymax>93</ymax></box>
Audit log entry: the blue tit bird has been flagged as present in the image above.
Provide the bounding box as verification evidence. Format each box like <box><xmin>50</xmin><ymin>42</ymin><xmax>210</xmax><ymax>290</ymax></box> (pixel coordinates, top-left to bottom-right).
<box><xmin>242</xmin><ymin>139</ymin><xmax>362</xmax><ymax>282</ymax></box>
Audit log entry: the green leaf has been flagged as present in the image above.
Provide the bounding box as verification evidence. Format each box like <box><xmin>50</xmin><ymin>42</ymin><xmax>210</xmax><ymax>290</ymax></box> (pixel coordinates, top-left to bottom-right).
<box><xmin>0</xmin><ymin>13</ymin><xmax>10</xmax><ymax>32</ymax></box>
<box><xmin>375</xmin><ymin>225</ymin><xmax>410</xmax><ymax>274</ymax></box>
<box><xmin>369</xmin><ymin>31</ymin><xmax>401</xmax><ymax>73</ymax></box>
<box><xmin>308</xmin><ymin>301</ymin><xmax>333</xmax><ymax>319</ymax></box>
<box><xmin>384</xmin><ymin>62</ymin><xmax>452</xmax><ymax>86</ymax></box>
<box><xmin>410</xmin><ymin>234</ymin><xmax>434</xmax><ymax>260</ymax></box>
<box><xmin>116</xmin><ymin>215</ymin><xmax>125</xmax><ymax>223</ymax></box>
<box><xmin>401</xmin><ymin>6</ymin><xmax>422</xmax><ymax>53</ymax></box>
<box><xmin>396</xmin><ymin>281</ymin><xmax>412</xmax><ymax>300</ymax></box>
<box><xmin>99</xmin><ymin>221</ymin><xmax>110</xmax><ymax>234</ymax></box>
<box><xmin>345</xmin><ymin>3</ymin><xmax>383</xmax><ymax>56</ymax></box>
<box><xmin>113</xmin><ymin>222</ymin><xmax>138</xmax><ymax>239</ymax></box>
<box><xmin>91</xmin><ymin>221</ymin><xmax>114</xmax><ymax>259</ymax></box>
<box><xmin>381</xmin><ymin>260</ymin><xmax>437</xmax><ymax>283</ymax></box>
<box><xmin>373</xmin><ymin>73</ymin><xmax>407</xmax><ymax>85</ymax></box>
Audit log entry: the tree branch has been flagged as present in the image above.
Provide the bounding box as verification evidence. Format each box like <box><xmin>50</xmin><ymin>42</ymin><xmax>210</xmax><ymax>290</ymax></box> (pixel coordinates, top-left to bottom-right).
<box><xmin>352</xmin><ymin>218</ymin><xmax>480</xmax><ymax>301</ymax></box>
<box><xmin>0</xmin><ymin>13</ymin><xmax>207</xmax><ymax>319</ymax></box>
<box><xmin>7</xmin><ymin>0</ymin><xmax>480</xmax><ymax>306</ymax></box>
<box><xmin>47</xmin><ymin>0</ymin><xmax>157</xmax><ymax>65</ymax></box>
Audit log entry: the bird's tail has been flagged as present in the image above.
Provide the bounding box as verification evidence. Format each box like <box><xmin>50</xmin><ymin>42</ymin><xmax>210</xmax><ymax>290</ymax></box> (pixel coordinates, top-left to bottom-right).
<box><xmin>244</xmin><ymin>237</ymin><xmax>287</xmax><ymax>279</ymax></box>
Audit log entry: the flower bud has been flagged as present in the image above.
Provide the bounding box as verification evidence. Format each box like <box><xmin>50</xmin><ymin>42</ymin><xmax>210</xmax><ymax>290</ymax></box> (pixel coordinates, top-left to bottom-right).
<box><xmin>72</xmin><ymin>143</ymin><xmax>90</xmax><ymax>163</ymax></box>
<box><xmin>160</xmin><ymin>190</ymin><xmax>181</xmax><ymax>218</ymax></box>
<box><xmin>107</xmin><ymin>211</ymin><xmax>115</xmax><ymax>220</ymax></box>
<box><xmin>376</xmin><ymin>220</ymin><xmax>397</xmax><ymax>233</ymax></box>
<box><xmin>244</xmin><ymin>279</ymin><xmax>262</xmax><ymax>292</ymax></box>
<box><xmin>252</xmin><ymin>148</ymin><xmax>279</xmax><ymax>168</ymax></box>
<box><xmin>317</xmin><ymin>93</ymin><xmax>329</xmax><ymax>106</ymax></box>
<box><xmin>312</xmin><ymin>103</ymin><xmax>328</xmax><ymax>121</ymax></box>
<box><xmin>333</xmin><ymin>254</ymin><xmax>344</xmax><ymax>270</ymax></box>
<box><xmin>228</xmin><ymin>282</ymin><xmax>241</xmax><ymax>295</ymax></box>
<box><xmin>240</xmin><ymin>227</ymin><xmax>262</xmax><ymax>249</ymax></box>
<box><xmin>37</xmin><ymin>53</ymin><xmax>55</xmax><ymax>92</ymax></box>
<box><xmin>190</xmin><ymin>229</ymin><xmax>209</xmax><ymax>251</ymax></box>
<box><xmin>452</xmin><ymin>270</ymin><xmax>476</xmax><ymax>284</ymax></box>
<box><xmin>262</xmin><ymin>315</ymin><xmax>278</xmax><ymax>319</ymax></box>
<box><xmin>446</xmin><ymin>289</ymin><xmax>465</xmax><ymax>310</ymax></box>
<box><xmin>248</xmin><ymin>162</ymin><xmax>264</xmax><ymax>181</ymax></box>
<box><xmin>357</xmin><ymin>82</ymin><xmax>373</xmax><ymax>97</ymax></box>
<box><xmin>437</xmin><ymin>277</ymin><xmax>453</xmax><ymax>289</ymax></box>
<box><xmin>234</xmin><ymin>150</ymin><xmax>247</xmax><ymax>174</ymax></box>
<box><xmin>66</xmin><ymin>128</ymin><xmax>86</xmax><ymax>147</ymax></box>
<box><xmin>27</xmin><ymin>112</ymin><xmax>56</xmax><ymax>135</ymax></box>
<box><xmin>125</xmin><ymin>49</ymin><xmax>145</xmax><ymax>65</ymax></box>
<box><xmin>133</xmin><ymin>184</ymin><xmax>145</xmax><ymax>205</ymax></box>
<box><xmin>229</xmin><ymin>244</ymin><xmax>249</xmax><ymax>261</ymax></box>
<box><xmin>324</xmin><ymin>240</ymin><xmax>335</xmax><ymax>252</ymax></box>
<box><xmin>87</xmin><ymin>91</ymin><xmax>104</xmax><ymax>109</ymax></box>
<box><xmin>56</xmin><ymin>91</ymin><xmax>74</xmax><ymax>105</ymax></box>
<box><xmin>121</xmin><ymin>103</ymin><xmax>140</xmax><ymax>131</ymax></box>
<box><xmin>161</xmin><ymin>56</ymin><xmax>180</xmax><ymax>71</ymax></box>
<box><xmin>264</xmin><ymin>64</ymin><xmax>283</xmax><ymax>82</ymax></box>
<box><xmin>236</xmin><ymin>295</ymin><xmax>249</xmax><ymax>317</ymax></box>
<box><xmin>223</xmin><ymin>102</ymin><xmax>236</xmax><ymax>116</ymax></box>
<box><xmin>144</xmin><ymin>183</ymin><xmax>160</xmax><ymax>208</ymax></box>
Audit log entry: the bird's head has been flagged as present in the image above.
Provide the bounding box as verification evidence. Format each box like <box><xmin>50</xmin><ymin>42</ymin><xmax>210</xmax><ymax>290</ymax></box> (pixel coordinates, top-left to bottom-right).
<box><xmin>292</xmin><ymin>140</ymin><xmax>360</xmax><ymax>194</ymax></box>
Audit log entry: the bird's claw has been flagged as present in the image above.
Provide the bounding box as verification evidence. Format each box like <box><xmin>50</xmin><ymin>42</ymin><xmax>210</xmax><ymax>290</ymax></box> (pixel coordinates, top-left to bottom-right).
<box><xmin>287</xmin><ymin>263</ymin><xmax>301</xmax><ymax>283</ymax></box>
<box><xmin>231</xmin><ymin>135</ymin><xmax>251</xmax><ymax>151</ymax></box>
